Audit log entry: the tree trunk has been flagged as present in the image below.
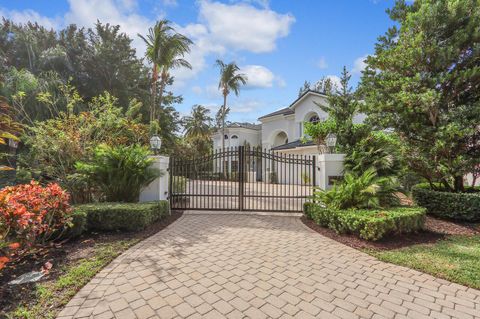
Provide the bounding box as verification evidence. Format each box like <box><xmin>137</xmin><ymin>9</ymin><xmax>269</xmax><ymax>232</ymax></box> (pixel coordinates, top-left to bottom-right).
<box><xmin>222</xmin><ymin>93</ymin><xmax>227</xmax><ymax>152</ymax></box>
<box><xmin>151</xmin><ymin>64</ymin><xmax>159</xmax><ymax>123</ymax></box>
<box><xmin>454</xmin><ymin>175</ymin><xmax>465</xmax><ymax>192</ymax></box>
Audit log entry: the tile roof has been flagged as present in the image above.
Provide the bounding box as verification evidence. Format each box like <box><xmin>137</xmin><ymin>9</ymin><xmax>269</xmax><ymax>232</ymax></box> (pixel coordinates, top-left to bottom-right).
<box><xmin>271</xmin><ymin>139</ymin><xmax>316</xmax><ymax>150</ymax></box>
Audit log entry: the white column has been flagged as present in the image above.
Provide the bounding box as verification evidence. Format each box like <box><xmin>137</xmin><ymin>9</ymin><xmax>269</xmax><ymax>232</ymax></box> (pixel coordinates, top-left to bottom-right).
<box><xmin>316</xmin><ymin>154</ymin><xmax>345</xmax><ymax>190</ymax></box>
<box><xmin>139</xmin><ymin>156</ymin><xmax>170</xmax><ymax>202</ymax></box>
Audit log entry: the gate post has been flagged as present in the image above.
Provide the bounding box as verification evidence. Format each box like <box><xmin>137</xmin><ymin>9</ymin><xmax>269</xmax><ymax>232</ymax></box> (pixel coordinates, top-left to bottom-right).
<box><xmin>316</xmin><ymin>153</ymin><xmax>345</xmax><ymax>190</ymax></box>
<box><xmin>238</xmin><ymin>146</ymin><xmax>245</xmax><ymax>211</ymax></box>
<box><xmin>139</xmin><ymin>156</ymin><xmax>170</xmax><ymax>202</ymax></box>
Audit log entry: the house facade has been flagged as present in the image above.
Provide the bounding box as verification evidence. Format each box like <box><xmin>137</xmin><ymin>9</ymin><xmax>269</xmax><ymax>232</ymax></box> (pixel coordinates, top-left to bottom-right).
<box><xmin>212</xmin><ymin>90</ymin><xmax>365</xmax><ymax>154</ymax></box>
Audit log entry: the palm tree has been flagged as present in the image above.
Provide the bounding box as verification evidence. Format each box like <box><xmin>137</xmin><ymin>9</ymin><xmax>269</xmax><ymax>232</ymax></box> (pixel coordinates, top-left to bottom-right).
<box><xmin>139</xmin><ymin>20</ymin><xmax>193</xmax><ymax>124</ymax></box>
<box><xmin>215</xmin><ymin>60</ymin><xmax>247</xmax><ymax>151</ymax></box>
<box><xmin>184</xmin><ymin>105</ymin><xmax>212</xmax><ymax>139</ymax></box>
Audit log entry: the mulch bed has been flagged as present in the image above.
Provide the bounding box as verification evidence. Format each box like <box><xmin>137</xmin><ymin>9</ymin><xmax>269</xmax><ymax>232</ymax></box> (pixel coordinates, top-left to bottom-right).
<box><xmin>0</xmin><ymin>210</ymin><xmax>183</xmax><ymax>313</ymax></box>
<box><xmin>301</xmin><ymin>215</ymin><xmax>479</xmax><ymax>251</ymax></box>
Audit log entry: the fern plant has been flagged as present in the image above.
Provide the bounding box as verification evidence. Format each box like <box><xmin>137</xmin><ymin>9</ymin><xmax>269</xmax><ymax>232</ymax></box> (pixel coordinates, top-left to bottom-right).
<box><xmin>312</xmin><ymin>168</ymin><xmax>400</xmax><ymax>209</ymax></box>
<box><xmin>76</xmin><ymin>144</ymin><xmax>162</xmax><ymax>202</ymax></box>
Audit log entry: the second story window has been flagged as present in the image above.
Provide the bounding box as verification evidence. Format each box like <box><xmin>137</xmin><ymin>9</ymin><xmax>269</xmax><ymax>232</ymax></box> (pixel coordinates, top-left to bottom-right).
<box><xmin>224</xmin><ymin>135</ymin><xmax>229</xmax><ymax>139</ymax></box>
<box><xmin>231</xmin><ymin>135</ymin><xmax>238</xmax><ymax>139</ymax></box>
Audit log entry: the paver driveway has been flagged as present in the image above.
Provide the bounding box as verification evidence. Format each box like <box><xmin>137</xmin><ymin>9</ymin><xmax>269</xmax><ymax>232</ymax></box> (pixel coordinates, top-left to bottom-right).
<box><xmin>58</xmin><ymin>213</ymin><xmax>480</xmax><ymax>319</ymax></box>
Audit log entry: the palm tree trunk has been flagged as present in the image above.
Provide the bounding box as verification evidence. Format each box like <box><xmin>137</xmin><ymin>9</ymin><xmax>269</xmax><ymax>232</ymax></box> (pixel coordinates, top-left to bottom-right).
<box><xmin>151</xmin><ymin>64</ymin><xmax>158</xmax><ymax>123</ymax></box>
<box><xmin>157</xmin><ymin>71</ymin><xmax>167</xmax><ymax>131</ymax></box>
<box><xmin>222</xmin><ymin>93</ymin><xmax>227</xmax><ymax>152</ymax></box>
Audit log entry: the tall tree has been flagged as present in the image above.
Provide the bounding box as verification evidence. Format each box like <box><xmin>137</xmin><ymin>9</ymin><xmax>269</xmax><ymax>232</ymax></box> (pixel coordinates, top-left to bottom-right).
<box><xmin>361</xmin><ymin>0</ymin><xmax>480</xmax><ymax>192</ymax></box>
<box><xmin>183</xmin><ymin>105</ymin><xmax>213</xmax><ymax>157</ymax></box>
<box><xmin>139</xmin><ymin>20</ymin><xmax>192</xmax><ymax>125</ymax></box>
<box><xmin>184</xmin><ymin>105</ymin><xmax>212</xmax><ymax>139</ymax></box>
<box><xmin>215</xmin><ymin>60</ymin><xmax>247</xmax><ymax>151</ymax></box>
<box><xmin>314</xmin><ymin>67</ymin><xmax>366</xmax><ymax>152</ymax></box>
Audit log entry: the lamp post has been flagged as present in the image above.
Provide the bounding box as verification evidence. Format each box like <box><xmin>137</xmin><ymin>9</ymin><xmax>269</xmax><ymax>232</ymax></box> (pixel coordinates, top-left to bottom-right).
<box><xmin>326</xmin><ymin>133</ymin><xmax>337</xmax><ymax>154</ymax></box>
<box><xmin>8</xmin><ymin>138</ymin><xmax>19</xmax><ymax>169</ymax></box>
<box><xmin>149</xmin><ymin>135</ymin><xmax>162</xmax><ymax>155</ymax></box>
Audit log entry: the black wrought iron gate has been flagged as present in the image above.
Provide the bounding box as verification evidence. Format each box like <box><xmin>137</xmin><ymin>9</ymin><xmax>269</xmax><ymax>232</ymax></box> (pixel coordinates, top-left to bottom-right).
<box><xmin>169</xmin><ymin>146</ymin><xmax>316</xmax><ymax>212</ymax></box>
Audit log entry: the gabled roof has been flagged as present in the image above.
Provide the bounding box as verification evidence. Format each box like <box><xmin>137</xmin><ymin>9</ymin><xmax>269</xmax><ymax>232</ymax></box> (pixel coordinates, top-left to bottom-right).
<box><xmin>258</xmin><ymin>90</ymin><xmax>328</xmax><ymax>120</ymax></box>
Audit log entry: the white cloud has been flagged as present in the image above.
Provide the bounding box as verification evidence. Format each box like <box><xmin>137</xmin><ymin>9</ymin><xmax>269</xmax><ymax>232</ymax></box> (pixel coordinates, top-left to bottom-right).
<box><xmin>192</xmin><ymin>86</ymin><xmax>203</xmax><ymax>94</ymax></box>
<box><xmin>325</xmin><ymin>75</ymin><xmax>342</xmax><ymax>89</ymax></box>
<box><xmin>316</xmin><ymin>56</ymin><xmax>328</xmax><ymax>69</ymax></box>
<box><xmin>0</xmin><ymin>8</ymin><xmax>61</xmax><ymax>29</ymax></box>
<box><xmin>352</xmin><ymin>55</ymin><xmax>368</xmax><ymax>74</ymax></box>
<box><xmin>198</xmin><ymin>0</ymin><xmax>294</xmax><ymax>53</ymax></box>
<box><xmin>241</xmin><ymin>65</ymin><xmax>274</xmax><ymax>88</ymax></box>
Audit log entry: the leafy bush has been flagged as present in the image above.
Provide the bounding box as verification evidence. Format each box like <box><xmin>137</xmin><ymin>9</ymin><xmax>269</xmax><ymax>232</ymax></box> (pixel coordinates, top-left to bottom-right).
<box><xmin>304</xmin><ymin>202</ymin><xmax>425</xmax><ymax>241</ymax></box>
<box><xmin>412</xmin><ymin>186</ymin><xmax>480</xmax><ymax>222</ymax></box>
<box><xmin>19</xmin><ymin>92</ymin><xmax>149</xmax><ymax>203</ymax></box>
<box><xmin>74</xmin><ymin>201</ymin><xmax>169</xmax><ymax>232</ymax></box>
<box><xmin>76</xmin><ymin>144</ymin><xmax>161</xmax><ymax>202</ymax></box>
<box><xmin>0</xmin><ymin>181</ymin><xmax>72</xmax><ymax>268</ymax></box>
<box><xmin>312</xmin><ymin>168</ymin><xmax>400</xmax><ymax>209</ymax></box>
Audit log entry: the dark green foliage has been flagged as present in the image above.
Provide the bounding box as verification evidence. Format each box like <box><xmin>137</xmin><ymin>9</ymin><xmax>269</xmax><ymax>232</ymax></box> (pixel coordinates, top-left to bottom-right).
<box><xmin>361</xmin><ymin>0</ymin><xmax>480</xmax><ymax>191</ymax></box>
<box><xmin>75</xmin><ymin>144</ymin><xmax>161</xmax><ymax>202</ymax></box>
<box><xmin>75</xmin><ymin>201</ymin><xmax>170</xmax><ymax>232</ymax></box>
<box><xmin>65</xmin><ymin>210</ymin><xmax>88</xmax><ymax>238</ymax></box>
<box><xmin>304</xmin><ymin>202</ymin><xmax>425</xmax><ymax>241</ymax></box>
<box><xmin>312</xmin><ymin>168</ymin><xmax>401</xmax><ymax>209</ymax></box>
<box><xmin>412</xmin><ymin>186</ymin><xmax>480</xmax><ymax>222</ymax></box>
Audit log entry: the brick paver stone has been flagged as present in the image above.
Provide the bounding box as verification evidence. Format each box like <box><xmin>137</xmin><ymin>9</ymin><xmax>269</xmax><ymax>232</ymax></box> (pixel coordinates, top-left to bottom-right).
<box><xmin>57</xmin><ymin>213</ymin><xmax>480</xmax><ymax>318</ymax></box>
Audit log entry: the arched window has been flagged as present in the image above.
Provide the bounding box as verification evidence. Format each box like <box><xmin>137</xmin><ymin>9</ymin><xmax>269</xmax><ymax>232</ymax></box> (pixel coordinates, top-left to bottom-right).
<box><xmin>231</xmin><ymin>135</ymin><xmax>238</xmax><ymax>139</ymax></box>
<box><xmin>309</xmin><ymin>114</ymin><xmax>320</xmax><ymax>123</ymax></box>
<box><xmin>224</xmin><ymin>134</ymin><xmax>229</xmax><ymax>139</ymax></box>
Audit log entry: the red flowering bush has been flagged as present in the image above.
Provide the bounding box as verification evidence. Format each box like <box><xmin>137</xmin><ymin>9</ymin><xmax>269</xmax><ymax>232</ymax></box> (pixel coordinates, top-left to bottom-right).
<box><xmin>0</xmin><ymin>181</ymin><xmax>72</xmax><ymax>268</ymax></box>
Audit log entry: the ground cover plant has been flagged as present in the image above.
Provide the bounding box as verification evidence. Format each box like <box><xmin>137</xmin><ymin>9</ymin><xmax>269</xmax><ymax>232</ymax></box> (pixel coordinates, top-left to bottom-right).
<box><xmin>0</xmin><ymin>211</ymin><xmax>183</xmax><ymax>319</ymax></box>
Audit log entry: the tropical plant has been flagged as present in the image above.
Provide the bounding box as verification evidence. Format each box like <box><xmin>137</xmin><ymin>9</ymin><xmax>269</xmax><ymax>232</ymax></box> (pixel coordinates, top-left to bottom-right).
<box><xmin>345</xmin><ymin>131</ymin><xmax>404</xmax><ymax>178</ymax></box>
<box><xmin>360</xmin><ymin>0</ymin><xmax>480</xmax><ymax>192</ymax></box>
<box><xmin>20</xmin><ymin>91</ymin><xmax>149</xmax><ymax>203</ymax></box>
<box><xmin>139</xmin><ymin>20</ymin><xmax>192</xmax><ymax>124</ymax></box>
<box><xmin>75</xmin><ymin>144</ymin><xmax>161</xmax><ymax>202</ymax></box>
<box><xmin>0</xmin><ymin>181</ymin><xmax>72</xmax><ymax>269</ymax></box>
<box><xmin>312</xmin><ymin>168</ymin><xmax>400</xmax><ymax>209</ymax></box>
<box><xmin>215</xmin><ymin>60</ymin><xmax>247</xmax><ymax>150</ymax></box>
<box><xmin>183</xmin><ymin>105</ymin><xmax>213</xmax><ymax>157</ymax></box>
<box><xmin>184</xmin><ymin>105</ymin><xmax>212</xmax><ymax>139</ymax></box>
<box><xmin>0</xmin><ymin>96</ymin><xmax>23</xmax><ymax>171</ymax></box>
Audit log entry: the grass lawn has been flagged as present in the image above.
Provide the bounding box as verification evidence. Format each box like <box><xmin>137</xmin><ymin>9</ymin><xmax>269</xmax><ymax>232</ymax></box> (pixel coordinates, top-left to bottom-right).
<box><xmin>9</xmin><ymin>239</ymin><xmax>139</xmax><ymax>319</ymax></box>
<box><xmin>369</xmin><ymin>235</ymin><xmax>480</xmax><ymax>289</ymax></box>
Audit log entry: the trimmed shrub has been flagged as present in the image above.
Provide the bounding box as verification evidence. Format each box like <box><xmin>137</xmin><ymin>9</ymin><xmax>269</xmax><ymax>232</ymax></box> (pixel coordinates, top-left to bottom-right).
<box><xmin>64</xmin><ymin>210</ymin><xmax>87</xmax><ymax>238</ymax></box>
<box><xmin>304</xmin><ymin>202</ymin><xmax>425</xmax><ymax>241</ymax></box>
<box><xmin>412</xmin><ymin>186</ymin><xmax>480</xmax><ymax>222</ymax></box>
<box><xmin>74</xmin><ymin>200</ymin><xmax>170</xmax><ymax>232</ymax></box>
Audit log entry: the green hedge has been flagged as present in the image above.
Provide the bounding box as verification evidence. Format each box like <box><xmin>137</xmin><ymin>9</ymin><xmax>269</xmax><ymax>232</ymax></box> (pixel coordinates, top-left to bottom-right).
<box><xmin>412</xmin><ymin>186</ymin><xmax>480</xmax><ymax>222</ymax></box>
<box><xmin>304</xmin><ymin>202</ymin><xmax>425</xmax><ymax>241</ymax></box>
<box><xmin>72</xmin><ymin>200</ymin><xmax>170</xmax><ymax>233</ymax></box>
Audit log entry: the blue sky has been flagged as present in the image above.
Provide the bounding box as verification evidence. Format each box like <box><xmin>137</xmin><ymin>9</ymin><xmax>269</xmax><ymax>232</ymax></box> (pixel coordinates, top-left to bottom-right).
<box><xmin>0</xmin><ymin>0</ymin><xmax>396</xmax><ymax>123</ymax></box>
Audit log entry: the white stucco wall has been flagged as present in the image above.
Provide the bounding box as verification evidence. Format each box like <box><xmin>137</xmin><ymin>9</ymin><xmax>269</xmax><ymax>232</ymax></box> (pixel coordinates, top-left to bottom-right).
<box><xmin>212</xmin><ymin>127</ymin><xmax>261</xmax><ymax>150</ymax></box>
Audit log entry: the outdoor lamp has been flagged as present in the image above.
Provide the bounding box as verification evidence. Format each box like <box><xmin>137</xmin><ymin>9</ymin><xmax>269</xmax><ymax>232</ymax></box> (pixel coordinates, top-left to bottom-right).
<box><xmin>149</xmin><ymin>135</ymin><xmax>162</xmax><ymax>155</ymax></box>
<box><xmin>326</xmin><ymin>133</ymin><xmax>337</xmax><ymax>153</ymax></box>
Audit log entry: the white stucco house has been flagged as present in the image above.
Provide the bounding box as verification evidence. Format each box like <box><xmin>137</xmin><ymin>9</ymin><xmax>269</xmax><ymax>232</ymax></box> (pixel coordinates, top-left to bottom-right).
<box><xmin>212</xmin><ymin>90</ymin><xmax>366</xmax><ymax>154</ymax></box>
